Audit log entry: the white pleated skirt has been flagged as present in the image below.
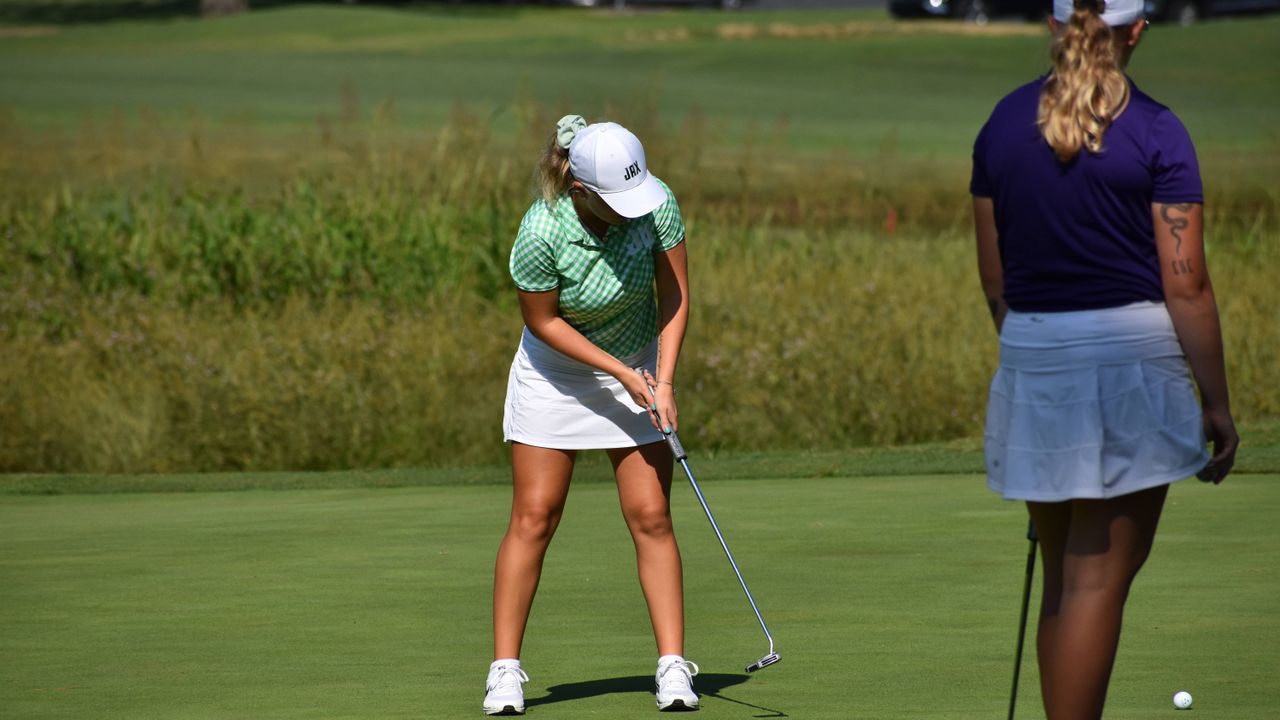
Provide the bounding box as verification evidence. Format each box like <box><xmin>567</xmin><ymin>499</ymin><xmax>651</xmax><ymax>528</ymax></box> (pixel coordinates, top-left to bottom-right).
<box><xmin>503</xmin><ymin>328</ymin><xmax>663</xmax><ymax>450</ymax></box>
<box><xmin>985</xmin><ymin>301</ymin><xmax>1209</xmax><ymax>502</ymax></box>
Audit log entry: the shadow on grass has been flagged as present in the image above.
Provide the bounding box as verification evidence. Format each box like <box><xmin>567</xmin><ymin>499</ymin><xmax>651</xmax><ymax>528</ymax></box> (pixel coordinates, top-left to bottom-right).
<box><xmin>527</xmin><ymin>673</ymin><xmax>787</xmax><ymax>717</ymax></box>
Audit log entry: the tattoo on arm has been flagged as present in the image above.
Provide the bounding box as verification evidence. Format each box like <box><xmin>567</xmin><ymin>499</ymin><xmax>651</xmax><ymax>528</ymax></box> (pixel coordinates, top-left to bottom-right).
<box><xmin>1159</xmin><ymin>203</ymin><xmax>1192</xmax><ymax>255</ymax></box>
<box><xmin>1172</xmin><ymin>259</ymin><xmax>1193</xmax><ymax>275</ymax></box>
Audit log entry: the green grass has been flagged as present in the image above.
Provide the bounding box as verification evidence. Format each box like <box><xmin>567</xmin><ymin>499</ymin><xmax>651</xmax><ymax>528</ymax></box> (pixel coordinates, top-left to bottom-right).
<box><xmin>2</xmin><ymin>458</ymin><xmax>1277</xmax><ymax>719</ymax></box>
<box><xmin>2</xmin><ymin>7</ymin><xmax>1279</xmax><ymax>160</ymax></box>
<box><xmin>5</xmin><ymin>419</ymin><xmax>1280</xmax><ymax>494</ymax></box>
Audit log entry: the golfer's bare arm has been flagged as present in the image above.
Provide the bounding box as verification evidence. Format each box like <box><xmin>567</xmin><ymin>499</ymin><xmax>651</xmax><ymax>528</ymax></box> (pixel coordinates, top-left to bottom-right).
<box><xmin>1153</xmin><ymin>201</ymin><xmax>1239</xmax><ymax>479</ymax></box>
<box><xmin>973</xmin><ymin>196</ymin><xmax>1007</xmax><ymax>334</ymax></box>
<box><xmin>518</xmin><ymin>289</ymin><xmax>653</xmax><ymax>410</ymax></box>
<box><xmin>651</xmin><ymin>241</ymin><xmax>690</xmax><ymax>431</ymax></box>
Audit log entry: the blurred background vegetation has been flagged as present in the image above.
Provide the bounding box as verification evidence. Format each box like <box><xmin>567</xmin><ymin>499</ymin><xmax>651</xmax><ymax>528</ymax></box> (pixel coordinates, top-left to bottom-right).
<box><xmin>2</xmin><ymin>5</ymin><xmax>1277</xmax><ymax>472</ymax></box>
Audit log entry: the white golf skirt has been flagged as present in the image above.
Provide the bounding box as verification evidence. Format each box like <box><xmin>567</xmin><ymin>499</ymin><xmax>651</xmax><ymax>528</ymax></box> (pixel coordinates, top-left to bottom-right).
<box><xmin>503</xmin><ymin>328</ymin><xmax>663</xmax><ymax>450</ymax></box>
<box><xmin>985</xmin><ymin>301</ymin><xmax>1209</xmax><ymax>502</ymax></box>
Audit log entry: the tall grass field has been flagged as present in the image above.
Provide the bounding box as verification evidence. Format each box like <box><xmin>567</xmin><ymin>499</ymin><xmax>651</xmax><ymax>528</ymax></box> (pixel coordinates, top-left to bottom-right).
<box><xmin>2</xmin><ymin>7</ymin><xmax>1278</xmax><ymax>472</ymax></box>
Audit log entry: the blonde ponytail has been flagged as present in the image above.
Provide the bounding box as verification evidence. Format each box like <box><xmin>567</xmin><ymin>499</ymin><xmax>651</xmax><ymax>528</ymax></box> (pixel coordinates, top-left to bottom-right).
<box><xmin>1038</xmin><ymin>0</ymin><xmax>1131</xmax><ymax>163</ymax></box>
<box><xmin>536</xmin><ymin>131</ymin><xmax>573</xmax><ymax>205</ymax></box>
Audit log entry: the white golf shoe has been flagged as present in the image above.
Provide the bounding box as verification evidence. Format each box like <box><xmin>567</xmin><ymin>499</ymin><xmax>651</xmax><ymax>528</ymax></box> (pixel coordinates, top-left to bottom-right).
<box><xmin>655</xmin><ymin>655</ymin><xmax>700</xmax><ymax>711</ymax></box>
<box><xmin>483</xmin><ymin>659</ymin><xmax>529</xmax><ymax>716</ymax></box>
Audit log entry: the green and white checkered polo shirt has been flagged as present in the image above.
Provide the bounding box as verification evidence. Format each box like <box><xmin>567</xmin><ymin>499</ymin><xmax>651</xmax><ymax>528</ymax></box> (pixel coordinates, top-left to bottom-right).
<box><xmin>509</xmin><ymin>177</ymin><xmax>685</xmax><ymax>359</ymax></box>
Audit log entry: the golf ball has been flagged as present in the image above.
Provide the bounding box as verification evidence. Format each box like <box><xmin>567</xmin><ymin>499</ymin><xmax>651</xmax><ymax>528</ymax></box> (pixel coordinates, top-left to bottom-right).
<box><xmin>1173</xmin><ymin>691</ymin><xmax>1193</xmax><ymax>710</ymax></box>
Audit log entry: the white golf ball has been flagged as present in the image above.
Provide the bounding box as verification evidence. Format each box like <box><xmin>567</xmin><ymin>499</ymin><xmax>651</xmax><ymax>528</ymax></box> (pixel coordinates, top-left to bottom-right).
<box><xmin>1173</xmin><ymin>690</ymin><xmax>1193</xmax><ymax>710</ymax></box>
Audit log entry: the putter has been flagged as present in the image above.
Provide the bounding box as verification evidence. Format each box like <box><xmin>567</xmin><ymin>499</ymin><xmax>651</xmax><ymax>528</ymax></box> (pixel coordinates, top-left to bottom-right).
<box><xmin>641</xmin><ymin>377</ymin><xmax>780</xmax><ymax>673</ymax></box>
<box><xmin>1008</xmin><ymin>519</ymin><xmax>1038</xmax><ymax>720</ymax></box>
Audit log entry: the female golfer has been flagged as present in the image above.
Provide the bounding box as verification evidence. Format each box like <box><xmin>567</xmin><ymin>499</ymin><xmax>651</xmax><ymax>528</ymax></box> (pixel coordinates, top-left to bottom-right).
<box><xmin>972</xmin><ymin>1</ymin><xmax>1239</xmax><ymax>717</ymax></box>
<box><xmin>483</xmin><ymin>116</ymin><xmax>696</xmax><ymax>715</ymax></box>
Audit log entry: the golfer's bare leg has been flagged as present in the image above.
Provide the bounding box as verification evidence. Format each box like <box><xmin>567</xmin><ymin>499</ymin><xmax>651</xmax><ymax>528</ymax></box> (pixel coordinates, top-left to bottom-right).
<box><xmin>1026</xmin><ymin>501</ymin><xmax>1071</xmax><ymax>714</ymax></box>
<box><xmin>1033</xmin><ymin>485</ymin><xmax>1168</xmax><ymax>720</ymax></box>
<box><xmin>609</xmin><ymin>441</ymin><xmax>684</xmax><ymax>657</ymax></box>
<box><xmin>492</xmin><ymin>442</ymin><xmax>575</xmax><ymax>660</ymax></box>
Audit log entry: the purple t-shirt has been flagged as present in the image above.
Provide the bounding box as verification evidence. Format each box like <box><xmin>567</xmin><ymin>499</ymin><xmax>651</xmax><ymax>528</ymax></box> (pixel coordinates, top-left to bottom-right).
<box><xmin>970</xmin><ymin>76</ymin><xmax>1203</xmax><ymax>313</ymax></box>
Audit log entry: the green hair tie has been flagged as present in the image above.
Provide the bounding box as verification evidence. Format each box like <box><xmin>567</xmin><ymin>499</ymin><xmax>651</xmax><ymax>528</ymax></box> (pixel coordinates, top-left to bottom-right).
<box><xmin>556</xmin><ymin>114</ymin><xmax>587</xmax><ymax>150</ymax></box>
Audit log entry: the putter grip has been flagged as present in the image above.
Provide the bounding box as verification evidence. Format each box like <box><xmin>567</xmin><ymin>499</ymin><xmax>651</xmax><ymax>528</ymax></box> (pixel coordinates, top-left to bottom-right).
<box><xmin>664</xmin><ymin>431</ymin><xmax>688</xmax><ymax>461</ymax></box>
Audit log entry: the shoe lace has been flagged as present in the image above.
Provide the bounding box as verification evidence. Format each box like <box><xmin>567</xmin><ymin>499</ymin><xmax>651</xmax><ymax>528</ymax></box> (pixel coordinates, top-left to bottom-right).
<box><xmin>657</xmin><ymin>659</ymin><xmax>699</xmax><ymax>689</ymax></box>
<box><xmin>489</xmin><ymin>664</ymin><xmax>530</xmax><ymax>693</ymax></box>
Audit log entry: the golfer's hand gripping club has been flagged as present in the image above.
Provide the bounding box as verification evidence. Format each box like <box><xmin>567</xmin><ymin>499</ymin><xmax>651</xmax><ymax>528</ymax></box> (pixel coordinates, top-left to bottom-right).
<box><xmin>634</xmin><ymin>369</ymin><xmax>687</xmax><ymax>461</ymax></box>
<box><xmin>637</xmin><ymin>370</ymin><xmax>780</xmax><ymax>674</ymax></box>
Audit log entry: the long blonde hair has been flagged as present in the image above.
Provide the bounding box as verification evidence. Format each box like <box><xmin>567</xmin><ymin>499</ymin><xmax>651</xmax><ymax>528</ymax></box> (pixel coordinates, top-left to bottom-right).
<box><xmin>1038</xmin><ymin>0</ymin><xmax>1131</xmax><ymax>163</ymax></box>
<box><xmin>536</xmin><ymin>131</ymin><xmax>573</xmax><ymax>205</ymax></box>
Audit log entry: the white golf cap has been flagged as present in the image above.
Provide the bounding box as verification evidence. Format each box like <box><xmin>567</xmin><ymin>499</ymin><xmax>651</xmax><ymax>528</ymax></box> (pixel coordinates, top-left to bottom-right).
<box><xmin>568</xmin><ymin>122</ymin><xmax>667</xmax><ymax>219</ymax></box>
<box><xmin>1053</xmin><ymin>0</ymin><xmax>1143</xmax><ymax>25</ymax></box>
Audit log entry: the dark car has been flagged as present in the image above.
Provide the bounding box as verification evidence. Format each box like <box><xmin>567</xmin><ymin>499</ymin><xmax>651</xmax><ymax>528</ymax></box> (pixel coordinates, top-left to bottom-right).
<box><xmin>1146</xmin><ymin>0</ymin><xmax>1280</xmax><ymax>24</ymax></box>
<box><xmin>889</xmin><ymin>0</ymin><xmax>1279</xmax><ymax>22</ymax></box>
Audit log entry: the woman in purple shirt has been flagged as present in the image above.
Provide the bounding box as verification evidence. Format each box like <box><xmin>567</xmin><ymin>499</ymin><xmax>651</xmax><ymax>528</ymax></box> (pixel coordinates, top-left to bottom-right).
<box><xmin>971</xmin><ymin>0</ymin><xmax>1239</xmax><ymax>717</ymax></box>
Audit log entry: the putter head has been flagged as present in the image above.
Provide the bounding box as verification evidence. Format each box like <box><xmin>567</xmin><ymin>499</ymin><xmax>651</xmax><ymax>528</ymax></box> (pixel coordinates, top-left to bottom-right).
<box><xmin>745</xmin><ymin>652</ymin><xmax>780</xmax><ymax>673</ymax></box>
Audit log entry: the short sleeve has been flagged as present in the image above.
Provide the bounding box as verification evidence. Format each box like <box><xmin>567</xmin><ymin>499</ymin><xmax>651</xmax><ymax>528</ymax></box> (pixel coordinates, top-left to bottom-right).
<box><xmin>1150</xmin><ymin>110</ymin><xmax>1203</xmax><ymax>204</ymax></box>
<box><xmin>509</xmin><ymin>226</ymin><xmax>559</xmax><ymax>292</ymax></box>
<box><xmin>651</xmin><ymin>178</ymin><xmax>686</xmax><ymax>252</ymax></box>
<box><xmin>970</xmin><ymin>120</ymin><xmax>992</xmax><ymax>198</ymax></box>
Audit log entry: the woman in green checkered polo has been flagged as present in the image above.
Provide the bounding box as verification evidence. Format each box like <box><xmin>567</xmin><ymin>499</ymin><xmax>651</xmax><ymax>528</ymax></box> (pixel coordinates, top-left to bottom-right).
<box><xmin>483</xmin><ymin>116</ymin><xmax>699</xmax><ymax>715</ymax></box>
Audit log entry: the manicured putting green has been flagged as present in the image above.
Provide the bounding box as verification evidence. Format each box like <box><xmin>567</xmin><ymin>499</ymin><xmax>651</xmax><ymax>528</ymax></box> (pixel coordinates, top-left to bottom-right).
<box><xmin>2</xmin><ymin>465</ymin><xmax>1275</xmax><ymax>718</ymax></box>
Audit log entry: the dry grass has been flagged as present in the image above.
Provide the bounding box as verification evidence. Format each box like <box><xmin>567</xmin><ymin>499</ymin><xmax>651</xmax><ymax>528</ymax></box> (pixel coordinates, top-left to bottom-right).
<box><xmin>2</xmin><ymin>109</ymin><xmax>1276</xmax><ymax>472</ymax></box>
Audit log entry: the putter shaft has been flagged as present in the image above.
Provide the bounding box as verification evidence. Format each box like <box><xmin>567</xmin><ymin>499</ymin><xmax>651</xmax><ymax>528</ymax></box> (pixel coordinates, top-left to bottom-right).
<box><xmin>677</xmin><ymin>455</ymin><xmax>776</xmax><ymax>649</ymax></box>
<box><xmin>667</xmin><ymin>430</ymin><xmax>778</xmax><ymax>671</ymax></box>
<box><xmin>1009</xmin><ymin>521</ymin><xmax>1038</xmax><ymax>720</ymax></box>
<box><xmin>638</xmin><ymin>373</ymin><xmax>779</xmax><ymax>673</ymax></box>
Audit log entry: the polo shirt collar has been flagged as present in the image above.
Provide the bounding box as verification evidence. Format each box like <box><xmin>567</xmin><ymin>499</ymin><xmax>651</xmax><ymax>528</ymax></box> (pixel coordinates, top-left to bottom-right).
<box><xmin>554</xmin><ymin>195</ymin><xmax>618</xmax><ymax>249</ymax></box>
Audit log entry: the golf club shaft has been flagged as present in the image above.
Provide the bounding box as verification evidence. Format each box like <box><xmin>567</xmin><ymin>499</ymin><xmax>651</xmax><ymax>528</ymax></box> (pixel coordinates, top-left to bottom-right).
<box><xmin>668</xmin><ymin>435</ymin><xmax>775</xmax><ymax>653</ymax></box>
<box><xmin>637</xmin><ymin>373</ymin><xmax>776</xmax><ymax>656</ymax></box>
<box><xmin>1009</xmin><ymin>520</ymin><xmax>1038</xmax><ymax>720</ymax></box>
